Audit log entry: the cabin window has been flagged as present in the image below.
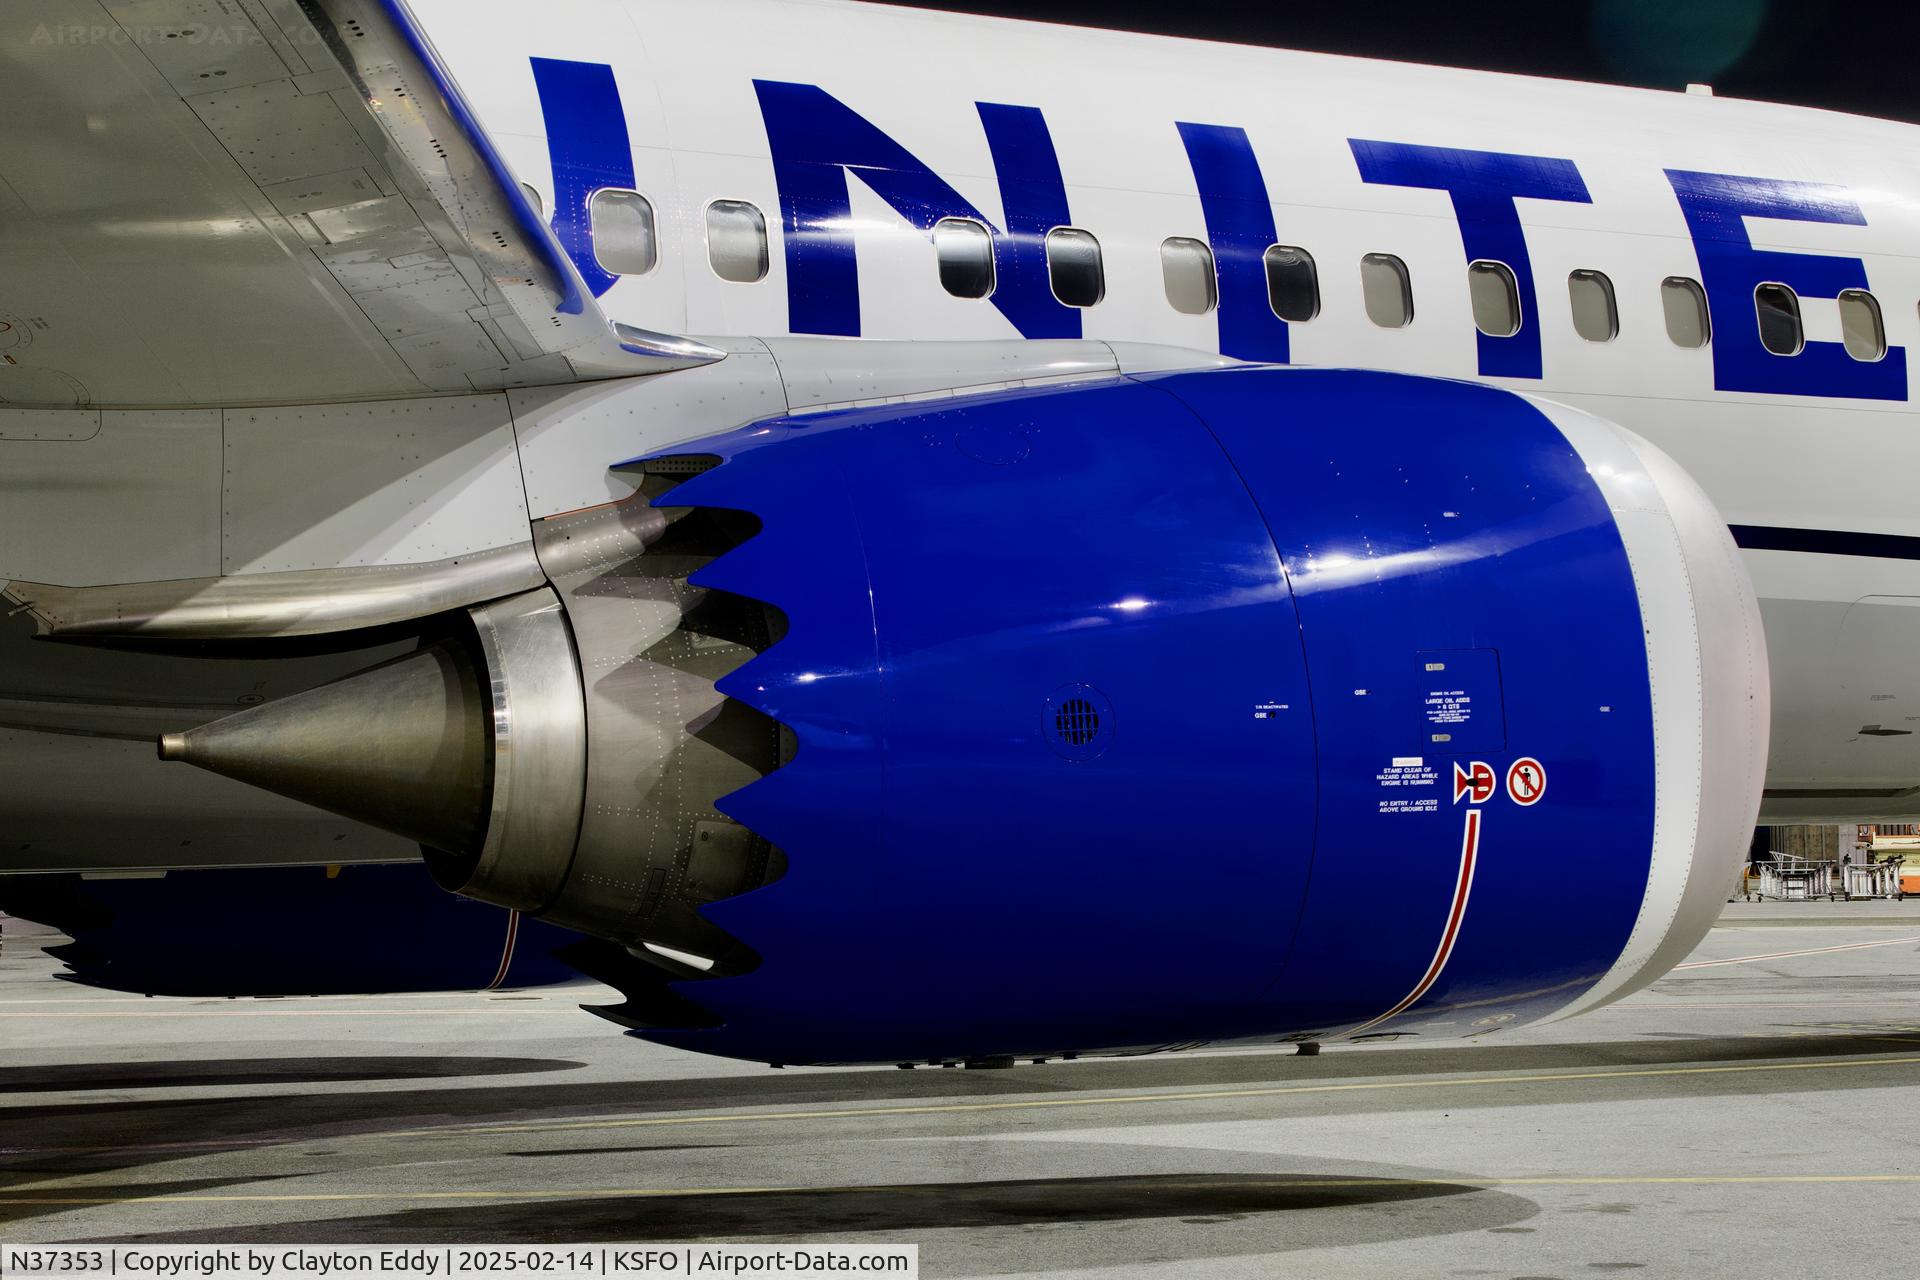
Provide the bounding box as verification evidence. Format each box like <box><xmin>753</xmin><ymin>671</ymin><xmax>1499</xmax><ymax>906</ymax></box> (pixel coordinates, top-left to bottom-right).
<box><xmin>590</xmin><ymin>188</ymin><xmax>658</xmax><ymax>276</ymax></box>
<box><xmin>1264</xmin><ymin>245</ymin><xmax>1320</xmax><ymax>322</ymax></box>
<box><xmin>1840</xmin><ymin>289</ymin><xmax>1887</xmax><ymax>361</ymax></box>
<box><xmin>1661</xmin><ymin>276</ymin><xmax>1711</xmax><ymax>348</ymax></box>
<box><xmin>1160</xmin><ymin>237</ymin><xmax>1217</xmax><ymax>315</ymax></box>
<box><xmin>934</xmin><ymin>218</ymin><xmax>995</xmax><ymax>299</ymax></box>
<box><xmin>705</xmin><ymin>199</ymin><xmax>769</xmax><ymax>283</ymax></box>
<box><xmin>1467</xmin><ymin>260</ymin><xmax>1521</xmax><ymax>338</ymax></box>
<box><xmin>1754</xmin><ymin>283</ymin><xmax>1803</xmax><ymax>356</ymax></box>
<box><xmin>1047</xmin><ymin>227</ymin><xmax>1105</xmax><ymax>308</ymax></box>
<box><xmin>1568</xmin><ymin>269</ymin><xmax>1618</xmax><ymax>342</ymax></box>
<box><xmin>1360</xmin><ymin>253</ymin><xmax>1413</xmax><ymax>328</ymax></box>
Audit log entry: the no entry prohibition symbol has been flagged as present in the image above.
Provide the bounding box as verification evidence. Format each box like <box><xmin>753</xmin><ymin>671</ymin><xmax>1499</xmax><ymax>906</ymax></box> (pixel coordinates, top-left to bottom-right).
<box><xmin>1507</xmin><ymin>757</ymin><xmax>1546</xmax><ymax>806</ymax></box>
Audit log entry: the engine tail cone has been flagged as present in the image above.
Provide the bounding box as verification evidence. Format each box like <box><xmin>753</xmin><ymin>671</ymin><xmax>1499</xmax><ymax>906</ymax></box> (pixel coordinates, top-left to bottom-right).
<box><xmin>157</xmin><ymin>640</ymin><xmax>491</xmax><ymax>855</ymax></box>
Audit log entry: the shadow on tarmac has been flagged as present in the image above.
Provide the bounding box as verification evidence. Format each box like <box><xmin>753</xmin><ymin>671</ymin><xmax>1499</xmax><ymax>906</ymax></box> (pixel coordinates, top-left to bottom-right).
<box><xmin>0</xmin><ymin>1057</ymin><xmax>585</xmax><ymax>1094</ymax></box>
<box><xmin>3</xmin><ymin>1030</ymin><xmax>1917</xmax><ymax>1182</ymax></box>
<box><xmin>76</xmin><ymin>1172</ymin><xmax>1539</xmax><ymax>1255</ymax></box>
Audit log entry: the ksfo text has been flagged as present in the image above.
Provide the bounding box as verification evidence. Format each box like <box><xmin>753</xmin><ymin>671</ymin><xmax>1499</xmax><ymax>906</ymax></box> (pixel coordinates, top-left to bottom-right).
<box><xmin>608</xmin><ymin>1253</ymin><xmax>911</xmax><ymax>1274</ymax></box>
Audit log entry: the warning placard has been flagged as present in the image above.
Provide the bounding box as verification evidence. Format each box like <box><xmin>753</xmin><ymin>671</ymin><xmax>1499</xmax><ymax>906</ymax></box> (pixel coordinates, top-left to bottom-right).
<box><xmin>1414</xmin><ymin>649</ymin><xmax>1507</xmax><ymax>752</ymax></box>
<box><xmin>1425</xmin><ymin>688</ymin><xmax>1474</xmax><ymax>727</ymax></box>
<box><xmin>1379</xmin><ymin>796</ymin><xmax>1441</xmax><ymax>817</ymax></box>
<box><xmin>1374</xmin><ymin>760</ymin><xmax>1438</xmax><ymax>790</ymax></box>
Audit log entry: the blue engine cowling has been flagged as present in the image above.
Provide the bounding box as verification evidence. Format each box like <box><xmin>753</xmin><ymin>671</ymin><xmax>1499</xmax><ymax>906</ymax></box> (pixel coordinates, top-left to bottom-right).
<box><xmin>600</xmin><ymin>366</ymin><xmax>1767</xmax><ymax>1065</ymax></box>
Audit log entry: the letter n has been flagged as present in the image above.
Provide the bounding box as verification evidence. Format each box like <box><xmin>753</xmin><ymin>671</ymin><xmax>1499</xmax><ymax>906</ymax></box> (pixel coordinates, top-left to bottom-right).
<box><xmin>755</xmin><ymin>81</ymin><xmax>1078</xmax><ymax>339</ymax></box>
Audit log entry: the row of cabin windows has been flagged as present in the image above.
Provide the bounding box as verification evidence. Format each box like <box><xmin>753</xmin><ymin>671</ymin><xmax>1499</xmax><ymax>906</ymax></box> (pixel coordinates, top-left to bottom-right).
<box><xmin>584</xmin><ymin>187</ymin><xmax>770</xmax><ymax>284</ymax></box>
<box><xmin>577</xmin><ymin>185</ymin><xmax>1895</xmax><ymax>363</ymax></box>
<box><xmin>1658</xmin><ymin>277</ymin><xmax>1887</xmax><ymax>360</ymax></box>
<box><xmin>940</xmin><ymin>224</ymin><xmax>1894</xmax><ymax>362</ymax></box>
<box><xmin>938</xmin><ymin>220</ymin><xmax>1107</xmax><ymax>307</ymax></box>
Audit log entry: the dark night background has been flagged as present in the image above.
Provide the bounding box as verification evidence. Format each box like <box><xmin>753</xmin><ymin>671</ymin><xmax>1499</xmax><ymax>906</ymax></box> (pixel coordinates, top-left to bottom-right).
<box><xmin>887</xmin><ymin>0</ymin><xmax>1920</xmax><ymax>124</ymax></box>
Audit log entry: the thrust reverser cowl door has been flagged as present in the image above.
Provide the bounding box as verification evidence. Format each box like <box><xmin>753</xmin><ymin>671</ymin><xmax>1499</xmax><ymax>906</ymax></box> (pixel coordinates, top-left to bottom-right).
<box><xmin>1160</xmin><ymin>368</ymin><xmax>1667</xmax><ymax>1039</ymax></box>
<box><xmin>638</xmin><ymin>379</ymin><xmax>1321</xmax><ymax>1065</ymax></box>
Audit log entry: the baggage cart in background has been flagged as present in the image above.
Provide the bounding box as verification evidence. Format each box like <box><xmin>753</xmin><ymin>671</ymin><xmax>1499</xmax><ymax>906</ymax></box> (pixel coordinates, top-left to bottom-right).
<box><xmin>1843</xmin><ymin>859</ymin><xmax>1906</xmax><ymax>900</ymax></box>
<box><xmin>1756</xmin><ymin>856</ymin><xmax>1838</xmax><ymax>901</ymax></box>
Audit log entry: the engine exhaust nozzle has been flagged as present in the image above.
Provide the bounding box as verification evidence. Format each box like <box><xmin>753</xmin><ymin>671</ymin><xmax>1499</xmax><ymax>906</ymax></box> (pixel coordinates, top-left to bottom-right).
<box><xmin>155</xmin><ymin>638</ymin><xmax>494</xmax><ymax>855</ymax></box>
<box><xmin>156</xmin><ymin>588</ymin><xmax>588</xmax><ymax>903</ymax></box>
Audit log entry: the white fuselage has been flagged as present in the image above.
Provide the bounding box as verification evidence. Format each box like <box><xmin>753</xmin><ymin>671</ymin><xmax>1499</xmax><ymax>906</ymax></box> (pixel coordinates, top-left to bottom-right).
<box><xmin>421</xmin><ymin>0</ymin><xmax>1920</xmax><ymax>817</ymax></box>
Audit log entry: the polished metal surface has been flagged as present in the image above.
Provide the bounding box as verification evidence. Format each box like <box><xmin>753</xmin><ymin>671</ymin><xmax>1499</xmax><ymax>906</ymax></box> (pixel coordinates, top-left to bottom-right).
<box><xmin>3</xmin><ymin>543</ymin><xmax>547</xmax><ymax>641</ymax></box>
<box><xmin>127</xmin><ymin>487</ymin><xmax>778</xmax><ymax>968</ymax></box>
<box><xmin>436</xmin><ymin>588</ymin><xmax>590</xmax><ymax>911</ymax></box>
<box><xmin>526</xmin><ymin>493</ymin><xmax>784</xmax><ymax>970</ymax></box>
<box><xmin>145</xmin><ymin>585</ymin><xmax>589</xmax><ymax>893</ymax></box>
<box><xmin>156</xmin><ymin>635</ymin><xmax>495</xmax><ymax>855</ymax></box>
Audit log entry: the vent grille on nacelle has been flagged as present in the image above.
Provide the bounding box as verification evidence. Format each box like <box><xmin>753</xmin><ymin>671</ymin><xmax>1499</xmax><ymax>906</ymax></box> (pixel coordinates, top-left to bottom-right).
<box><xmin>1056</xmin><ymin>698</ymin><xmax>1100</xmax><ymax>746</ymax></box>
<box><xmin>1044</xmin><ymin>684</ymin><xmax>1114</xmax><ymax>762</ymax></box>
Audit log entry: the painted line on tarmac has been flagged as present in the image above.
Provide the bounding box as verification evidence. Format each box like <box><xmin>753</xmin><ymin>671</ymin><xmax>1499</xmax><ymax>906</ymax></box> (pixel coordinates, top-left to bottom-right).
<box><xmin>8</xmin><ymin>1173</ymin><xmax>1920</xmax><ymax>1208</ymax></box>
<box><xmin>1672</xmin><ymin>935</ymin><xmax>1920</xmax><ymax>970</ymax></box>
<box><xmin>1611</xmin><ymin>999</ymin><xmax>1920</xmax><ymax>1011</ymax></box>
<box><xmin>368</xmin><ymin>1053</ymin><xmax>1920</xmax><ymax>1141</ymax></box>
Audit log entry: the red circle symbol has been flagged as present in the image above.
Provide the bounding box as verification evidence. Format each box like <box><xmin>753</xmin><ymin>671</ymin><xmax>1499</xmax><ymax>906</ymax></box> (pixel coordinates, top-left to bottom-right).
<box><xmin>1507</xmin><ymin>757</ymin><xmax>1546</xmax><ymax>806</ymax></box>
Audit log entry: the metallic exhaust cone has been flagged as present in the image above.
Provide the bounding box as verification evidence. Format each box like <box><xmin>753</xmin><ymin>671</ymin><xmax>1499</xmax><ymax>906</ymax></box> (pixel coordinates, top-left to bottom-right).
<box><xmin>158</xmin><ymin>639</ymin><xmax>492</xmax><ymax>855</ymax></box>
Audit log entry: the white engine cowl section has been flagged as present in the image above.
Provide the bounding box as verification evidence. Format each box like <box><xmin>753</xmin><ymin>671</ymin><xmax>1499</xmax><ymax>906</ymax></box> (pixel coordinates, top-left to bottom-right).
<box><xmin>1533</xmin><ymin>397</ymin><xmax>1770</xmax><ymax>1018</ymax></box>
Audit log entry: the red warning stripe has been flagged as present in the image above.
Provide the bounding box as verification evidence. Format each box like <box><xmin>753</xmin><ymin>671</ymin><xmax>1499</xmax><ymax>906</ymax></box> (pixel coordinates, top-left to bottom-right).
<box><xmin>1346</xmin><ymin>806</ymin><xmax>1482</xmax><ymax>1036</ymax></box>
<box><xmin>486</xmin><ymin>910</ymin><xmax>521</xmax><ymax>991</ymax></box>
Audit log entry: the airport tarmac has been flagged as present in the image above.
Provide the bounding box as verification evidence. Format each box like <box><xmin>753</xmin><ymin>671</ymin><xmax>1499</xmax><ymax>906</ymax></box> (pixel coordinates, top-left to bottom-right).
<box><xmin>4</xmin><ymin>901</ymin><xmax>1920</xmax><ymax>1278</ymax></box>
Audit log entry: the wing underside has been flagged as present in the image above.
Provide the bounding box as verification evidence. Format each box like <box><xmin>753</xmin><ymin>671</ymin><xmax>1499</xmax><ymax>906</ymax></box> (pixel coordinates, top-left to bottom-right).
<box><xmin>0</xmin><ymin>0</ymin><xmax>713</xmax><ymax>411</ymax></box>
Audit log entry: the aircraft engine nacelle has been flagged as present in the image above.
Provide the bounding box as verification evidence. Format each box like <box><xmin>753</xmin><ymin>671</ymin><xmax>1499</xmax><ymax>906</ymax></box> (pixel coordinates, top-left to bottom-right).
<box><xmin>160</xmin><ymin>367</ymin><xmax>1767</xmax><ymax>1064</ymax></box>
